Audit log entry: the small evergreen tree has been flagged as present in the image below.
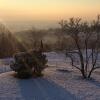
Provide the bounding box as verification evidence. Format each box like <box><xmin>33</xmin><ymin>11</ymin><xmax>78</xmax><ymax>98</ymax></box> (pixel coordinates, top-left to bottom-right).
<box><xmin>10</xmin><ymin>50</ymin><xmax>47</xmax><ymax>79</ymax></box>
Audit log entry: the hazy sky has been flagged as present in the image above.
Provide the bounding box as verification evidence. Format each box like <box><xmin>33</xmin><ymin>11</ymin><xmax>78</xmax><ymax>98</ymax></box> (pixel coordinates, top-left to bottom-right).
<box><xmin>0</xmin><ymin>0</ymin><xmax>100</xmax><ymax>22</ymax></box>
<box><xmin>0</xmin><ymin>0</ymin><xmax>100</xmax><ymax>31</ymax></box>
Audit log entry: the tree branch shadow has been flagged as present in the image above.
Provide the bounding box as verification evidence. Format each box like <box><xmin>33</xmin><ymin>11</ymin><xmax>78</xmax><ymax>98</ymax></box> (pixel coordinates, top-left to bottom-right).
<box><xmin>88</xmin><ymin>78</ymin><xmax>100</xmax><ymax>88</ymax></box>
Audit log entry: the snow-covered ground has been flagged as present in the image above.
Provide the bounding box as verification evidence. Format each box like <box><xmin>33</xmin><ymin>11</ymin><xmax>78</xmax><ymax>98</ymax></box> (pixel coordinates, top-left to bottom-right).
<box><xmin>44</xmin><ymin>66</ymin><xmax>100</xmax><ymax>100</ymax></box>
<box><xmin>0</xmin><ymin>58</ymin><xmax>12</xmax><ymax>74</ymax></box>
<box><xmin>0</xmin><ymin>52</ymin><xmax>100</xmax><ymax>100</ymax></box>
<box><xmin>0</xmin><ymin>72</ymin><xmax>77</xmax><ymax>100</ymax></box>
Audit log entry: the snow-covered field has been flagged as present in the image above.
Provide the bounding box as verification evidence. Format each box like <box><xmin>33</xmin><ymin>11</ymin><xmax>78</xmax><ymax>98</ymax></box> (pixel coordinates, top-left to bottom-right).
<box><xmin>0</xmin><ymin>58</ymin><xmax>13</xmax><ymax>73</ymax></box>
<box><xmin>0</xmin><ymin>52</ymin><xmax>100</xmax><ymax>100</ymax></box>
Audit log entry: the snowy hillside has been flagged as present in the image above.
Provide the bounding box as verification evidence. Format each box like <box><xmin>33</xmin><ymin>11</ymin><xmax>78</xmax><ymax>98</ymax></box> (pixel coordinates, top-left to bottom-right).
<box><xmin>0</xmin><ymin>52</ymin><xmax>100</xmax><ymax>100</ymax></box>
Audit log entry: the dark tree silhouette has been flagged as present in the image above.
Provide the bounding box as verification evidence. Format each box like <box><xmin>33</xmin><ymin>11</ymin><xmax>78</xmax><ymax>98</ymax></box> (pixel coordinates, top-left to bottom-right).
<box><xmin>59</xmin><ymin>15</ymin><xmax>100</xmax><ymax>79</ymax></box>
<box><xmin>0</xmin><ymin>23</ymin><xmax>26</xmax><ymax>58</ymax></box>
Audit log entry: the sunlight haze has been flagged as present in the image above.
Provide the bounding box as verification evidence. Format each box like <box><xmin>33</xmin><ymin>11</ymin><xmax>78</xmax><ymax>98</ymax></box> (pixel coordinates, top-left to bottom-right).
<box><xmin>0</xmin><ymin>0</ymin><xmax>100</xmax><ymax>31</ymax></box>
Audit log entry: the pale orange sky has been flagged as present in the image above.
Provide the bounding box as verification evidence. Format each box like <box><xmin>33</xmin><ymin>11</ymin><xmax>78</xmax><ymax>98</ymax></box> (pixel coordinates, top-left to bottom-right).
<box><xmin>0</xmin><ymin>0</ymin><xmax>100</xmax><ymax>22</ymax></box>
<box><xmin>0</xmin><ymin>0</ymin><xmax>100</xmax><ymax>31</ymax></box>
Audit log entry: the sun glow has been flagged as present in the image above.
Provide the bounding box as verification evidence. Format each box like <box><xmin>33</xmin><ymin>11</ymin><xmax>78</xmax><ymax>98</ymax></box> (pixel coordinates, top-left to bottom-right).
<box><xmin>0</xmin><ymin>0</ymin><xmax>100</xmax><ymax>22</ymax></box>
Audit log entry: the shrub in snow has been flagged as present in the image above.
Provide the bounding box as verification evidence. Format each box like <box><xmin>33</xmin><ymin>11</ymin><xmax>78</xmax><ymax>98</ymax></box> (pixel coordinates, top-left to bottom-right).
<box><xmin>10</xmin><ymin>50</ymin><xmax>47</xmax><ymax>79</ymax></box>
<box><xmin>30</xmin><ymin>50</ymin><xmax>48</xmax><ymax>76</ymax></box>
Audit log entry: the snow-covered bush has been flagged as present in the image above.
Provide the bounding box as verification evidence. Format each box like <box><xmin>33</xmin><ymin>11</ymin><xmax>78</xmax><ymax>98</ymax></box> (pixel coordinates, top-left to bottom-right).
<box><xmin>10</xmin><ymin>50</ymin><xmax>47</xmax><ymax>78</ymax></box>
<box><xmin>30</xmin><ymin>50</ymin><xmax>48</xmax><ymax>76</ymax></box>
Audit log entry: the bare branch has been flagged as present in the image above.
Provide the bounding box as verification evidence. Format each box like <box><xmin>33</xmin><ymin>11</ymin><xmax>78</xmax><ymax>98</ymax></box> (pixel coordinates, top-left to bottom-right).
<box><xmin>66</xmin><ymin>52</ymin><xmax>81</xmax><ymax>71</ymax></box>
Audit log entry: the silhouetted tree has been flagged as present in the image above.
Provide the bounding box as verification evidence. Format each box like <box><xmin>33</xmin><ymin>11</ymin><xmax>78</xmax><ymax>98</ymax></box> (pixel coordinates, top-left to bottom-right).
<box><xmin>59</xmin><ymin>15</ymin><xmax>100</xmax><ymax>79</ymax></box>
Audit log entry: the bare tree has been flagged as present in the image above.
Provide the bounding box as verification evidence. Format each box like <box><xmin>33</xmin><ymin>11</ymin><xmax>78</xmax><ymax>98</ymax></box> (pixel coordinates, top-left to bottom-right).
<box><xmin>59</xmin><ymin>15</ymin><xmax>100</xmax><ymax>79</ymax></box>
<box><xmin>0</xmin><ymin>23</ymin><xmax>26</xmax><ymax>58</ymax></box>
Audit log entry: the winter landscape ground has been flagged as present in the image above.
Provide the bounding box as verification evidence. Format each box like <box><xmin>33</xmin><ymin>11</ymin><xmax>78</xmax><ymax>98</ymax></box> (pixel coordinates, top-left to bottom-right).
<box><xmin>0</xmin><ymin>52</ymin><xmax>100</xmax><ymax>100</ymax></box>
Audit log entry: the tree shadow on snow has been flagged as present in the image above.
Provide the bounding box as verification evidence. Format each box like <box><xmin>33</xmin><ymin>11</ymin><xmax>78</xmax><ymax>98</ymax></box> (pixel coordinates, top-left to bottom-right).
<box><xmin>17</xmin><ymin>77</ymin><xmax>79</xmax><ymax>100</ymax></box>
<box><xmin>57</xmin><ymin>69</ymin><xmax>72</xmax><ymax>73</ymax></box>
<box><xmin>88</xmin><ymin>78</ymin><xmax>100</xmax><ymax>88</ymax></box>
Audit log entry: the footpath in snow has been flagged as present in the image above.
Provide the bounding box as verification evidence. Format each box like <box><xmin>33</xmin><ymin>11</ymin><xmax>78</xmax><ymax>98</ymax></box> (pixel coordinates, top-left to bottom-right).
<box><xmin>0</xmin><ymin>72</ymin><xmax>76</xmax><ymax>100</ymax></box>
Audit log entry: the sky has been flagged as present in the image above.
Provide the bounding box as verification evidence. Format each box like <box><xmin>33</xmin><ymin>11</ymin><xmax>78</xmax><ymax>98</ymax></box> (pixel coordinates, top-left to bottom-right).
<box><xmin>0</xmin><ymin>0</ymin><xmax>100</xmax><ymax>31</ymax></box>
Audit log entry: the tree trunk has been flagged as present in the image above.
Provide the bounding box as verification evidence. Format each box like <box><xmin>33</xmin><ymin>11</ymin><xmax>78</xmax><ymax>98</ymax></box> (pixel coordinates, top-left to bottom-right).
<box><xmin>88</xmin><ymin>68</ymin><xmax>94</xmax><ymax>78</ymax></box>
<box><xmin>81</xmin><ymin>69</ymin><xmax>87</xmax><ymax>78</ymax></box>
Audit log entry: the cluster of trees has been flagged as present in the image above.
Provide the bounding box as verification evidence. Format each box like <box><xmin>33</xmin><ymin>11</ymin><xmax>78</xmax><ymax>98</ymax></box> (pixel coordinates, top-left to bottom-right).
<box><xmin>0</xmin><ymin>24</ymin><xmax>47</xmax><ymax>79</ymax></box>
<box><xmin>0</xmin><ymin>23</ymin><xmax>26</xmax><ymax>58</ymax></box>
<box><xmin>15</xmin><ymin>28</ymin><xmax>70</xmax><ymax>51</ymax></box>
<box><xmin>60</xmin><ymin>15</ymin><xmax>100</xmax><ymax>78</ymax></box>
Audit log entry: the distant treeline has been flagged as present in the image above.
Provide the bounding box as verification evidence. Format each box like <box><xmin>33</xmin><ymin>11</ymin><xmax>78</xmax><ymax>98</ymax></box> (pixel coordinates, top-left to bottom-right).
<box><xmin>15</xmin><ymin>28</ymin><xmax>73</xmax><ymax>51</ymax></box>
<box><xmin>0</xmin><ymin>15</ymin><xmax>100</xmax><ymax>58</ymax></box>
<box><xmin>0</xmin><ymin>23</ymin><xmax>69</xmax><ymax>58</ymax></box>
